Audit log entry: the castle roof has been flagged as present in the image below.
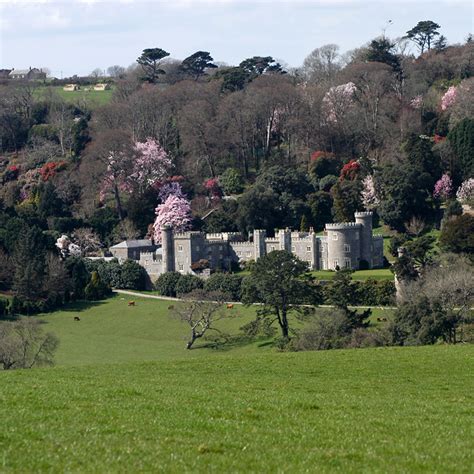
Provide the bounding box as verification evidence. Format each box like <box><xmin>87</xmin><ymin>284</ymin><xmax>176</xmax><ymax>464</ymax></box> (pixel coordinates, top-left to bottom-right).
<box><xmin>110</xmin><ymin>239</ymin><xmax>154</xmax><ymax>249</ymax></box>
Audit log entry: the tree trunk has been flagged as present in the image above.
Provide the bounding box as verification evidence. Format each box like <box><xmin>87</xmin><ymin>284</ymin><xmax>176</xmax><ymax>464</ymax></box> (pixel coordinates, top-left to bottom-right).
<box><xmin>113</xmin><ymin>184</ymin><xmax>124</xmax><ymax>221</ymax></box>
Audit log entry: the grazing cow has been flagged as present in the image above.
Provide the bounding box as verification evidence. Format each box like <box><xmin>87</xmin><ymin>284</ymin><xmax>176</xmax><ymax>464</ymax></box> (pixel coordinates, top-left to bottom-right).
<box><xmin>128</xmin><ymin>301</ymin><xmax>135</xmax><ymax>307</ymax></box>
<box><xmin>74</xmin><ymin>316</ymin><xmax>81</xmax><ymax>321</ymax></box>
<box><xmin>226</xmin><ymin>304</ymin><xmax>234</xmax><ymax>309</ymax></box>
<box><xmin>168</xmin><ymin>305</ymin><xmax>175</xmax><ymax>310</ymax></box>
<box><xmin>376</xmin><ymin>317</ymin><xmax>387</xmax><ymax>322</ymax></box>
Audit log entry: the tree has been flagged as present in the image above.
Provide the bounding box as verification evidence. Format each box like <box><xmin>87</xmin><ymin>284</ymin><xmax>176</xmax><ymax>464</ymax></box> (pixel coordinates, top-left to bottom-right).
<box><xmin>154</xmin><ymin>271</ymin><xmax>181</xmax><ymax>297</ymax></box>
<box><xmin>170</xmin><ymin>289</ymin><xmax>229</xmax><ymax>349</ymax></box>
<box><xmin>84</xmin><ymin>271</ymin><xmax>111</xmax><ymax>300</ymax></box>
<box><xmin>152</xmin><ymin>194</ymin><xmax>192</xmax><ymax>242</ymax></box>
<box><xmin>137</xmin><ymin>48</ymin><xmax>170</xmax><ymax>83</ymax></box>
<box><xmin>90</xmin><ymin>68</ymin><xmax>103</xmax><ymax>79</ymax></box>
<box><xmin>366</xmin><ymin>37</ymin><xmax>401</xmax><ymax>74</ymax></box>
<box><xmin>440</xmin><ymin>215</ymin><xmax>474</xmax><ymax>257</ymax></box>
<box><xmin>239</xmin><ymin>56</ymin><xmax>284</xmax><ymax>78</ymax></box>
<box><xmin>121</xmin><ymin>260</ymin><xmax>148</xmax><ymax>290</ymax></box>
<box><xmin>433</xmin><ymin>174</ymin><xmax>453</xmax><ymax>200</ymax></box>
<box><xmin>180</xmin><ymin>51</ymin><xmax>217</xmax><ymax>80</ymax></box>
<box><xmin>448</xmin><ymin>119</ymin><xmax>474</xmax><ymax>180</ymax></box>
<box><xmin>0</xmin><ymin>319</ymin><xmax>59</xmax><ymax>370</ymax></box>
<box><xmin>241</xmin><ymin>250</ymin><xmax>317</xmax><ymax>340</ymax></box>
<box><xmin>302</xmin><ymin>44</ymin><xmax>341</xmax><ymax>83</ymax></box>
<box><xmin>405</xmin><ymin>21</ymin><xmax>441</xmax><ymax>54</ymax></box>
<box><xmin>219</xmin><ymin>168</ymin><xmax>244</xmax><ymax>195</ymax></box>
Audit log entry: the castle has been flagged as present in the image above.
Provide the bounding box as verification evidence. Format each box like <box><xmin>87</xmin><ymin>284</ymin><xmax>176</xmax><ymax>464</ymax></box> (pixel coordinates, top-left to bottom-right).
<box><xmin>109</xmin><ymin>212</ymin><xmax>383</xmax><ymax>280</ymax></box>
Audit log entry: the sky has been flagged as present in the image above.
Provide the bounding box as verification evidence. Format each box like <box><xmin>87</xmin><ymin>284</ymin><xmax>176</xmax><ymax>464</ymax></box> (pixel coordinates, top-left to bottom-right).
<box><xmin>0</xmin><ymin>0</ymin><xmax>472</xmax><ymax>78</ymax></box>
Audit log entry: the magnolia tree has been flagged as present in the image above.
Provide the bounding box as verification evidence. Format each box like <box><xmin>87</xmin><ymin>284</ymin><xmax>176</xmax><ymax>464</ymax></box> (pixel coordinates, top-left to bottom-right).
<box><xmin>153</xmin><ymin>194</ymin><xmax>192</xmax><ymax>242</ymax></box>
<box><xmin>322</xmin><ymin>81</ymin><xmax>356</xmax><ymax>123</ymax></box>
<box><xmin>361</xmin><ymin>175</ymin><xmax>379</xmax><ymax>209</ymax></box>
<box><xmin>130</xmin><ymin>138</ymin><xmax>172</xmax><ymax>191</ymax></box>
<box><xmin>456</xmin><ymin>178</ymin><xmax>474</xmax><ymax>205</ymax></box>
<box><xmin>441</xmin><ymin>86</ymin><xmax>457</xmax><ymax>111</ymax></box>
<box><xmin>55</xmin><ymin>235</ymin><xmax>81</xmax><ymax>258</ymax></box>
<box><xmin>433</xmin><ymin>174</ymin><xmax>453</xmax><ymax>200</ymax></box>
<box><xmin>158</xmin><ymin>179</ymin><xmax>186</xmax><ymax>202</ymax></box>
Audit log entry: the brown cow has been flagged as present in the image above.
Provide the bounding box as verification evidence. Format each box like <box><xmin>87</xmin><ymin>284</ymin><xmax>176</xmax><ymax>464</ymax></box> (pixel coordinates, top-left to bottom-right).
<box><xmin>128</xmin><ymin>301</ymin><xmax>135</xmax><ymax>307</ymax></box>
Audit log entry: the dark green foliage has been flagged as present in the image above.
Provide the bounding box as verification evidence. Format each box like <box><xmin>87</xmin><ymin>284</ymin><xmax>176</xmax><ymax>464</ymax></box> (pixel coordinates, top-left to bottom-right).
<box><xmin>405</xmin><ymin>20</ymin><xmax>441</xmax><ymax>53</ymax></box>
<box><xmin>440</xmin><ymin>214</ymin><xmax>474</xmax><ymax>257</ymax></box>
<box><xmin>204</xmin><ymin>273</ymin><xmax>243</xmax><ymax>301</ymax></box>
<box><xmin>448</xmin><ymin>118</ymin><xmax>474</xmax><ymax>180</ymax></box>
<box><xmin>308</xmin><ymin>191</ymin><xmax>333</xmax><ymax>231</ymax></box>
<box><xmin>64</xmin><ymin>257</ymin><xmax>89</xmax><ymax>300</ymax></box>
<box><xmin>239</xmin><ymin>56</ymin><xmax>283</xmax><ymax>77</ymax></box>
<box><xmin>331</xmin><ymin>180</ymin><xmax>362</xmax><ymax>223</ymax></box>
<box><xmin>175</xmin><ymin>274</ymin><xmax>204</xmax><ymax>296</ymax></box>
<box><xmin>154</xmin><ymin>272</ymin><xmax>181</xmax><ymax>297</ymax></box>
<box><xmin>120</xmin><ymin>260</ymin><xmax>148</xmax><ymax>291</ymax></box>
<box><xmin>218</xmin><ymin>67</ymin><xmax>249</xmax><ymax>92</ymax></box>
<box><xmin>202</xmin><ymin>210</ymin><xmax>238</xmax><ymax>233</ymax></box>
<box><xmin>390</xmin><ymin>297</ymin><xmax>453</xmax><ymax>345</ymax></box>
<box><xmin>84</xmin><ymin>271</ymin><xmax>111</xmax><ymax>301</ymax></box>
<box><xmin>309</xmin><ymin>155</ymin><xmax>342</xmax><ymax>181</ymax></box>
<box><xmin>219</xmin><ymin>168</ymin><xmax>244</xmax><ymax>195</ymax></box>
<box><xmin>355</xmin><ymin>279</ymin><xmax>395</xmax><ymax>306</ymax></box>
<box><xmin>180</xmin><ymin>51</ymin><xmax>217</xmax><ymax>80</ymax></box>
<box><xmin>443</xmin><ymin>199</ymin><xmax>463</xmax><ymax>219</ymax></box>
<box><xmin>318</xmin><ymin>174</ymin><xmax>338</xmax><ymax>192</ymax></box>
<box><xmin>366</xmin><ymin>37</ymin><xmax>401</xmax><ymax>74</ymax></box>
<box><xmin>87</xmin><ymin>207</ymin><xmax>120</xmax><ymax>246</ymax></box>
<box><xmin>12</xmin><ymin>226</ymin><xmax>47</xmax><ymax>305</ymax></box>
<box><xmin>137</xmin><ymin>48</ymin><xmax>170</xmax><ymax>83</ymax></box>
<box><xmin>37</xmin><ymin>182</ymin><xmax>68</xmax><ymax>220</ymax></box>
<box><xmin>242</xmin><ymin>250</ymin><xmax>318</xmax><ymax>339</ymax></box>
<box><xmin>126</xmin><ymin>188</ymin><xmax>158</xmax><ymax>235</ymax></box>
<box><xmin>0</xmin><ymin>298</ymin><xmax>9</xmax><ymax>319</ymax></box>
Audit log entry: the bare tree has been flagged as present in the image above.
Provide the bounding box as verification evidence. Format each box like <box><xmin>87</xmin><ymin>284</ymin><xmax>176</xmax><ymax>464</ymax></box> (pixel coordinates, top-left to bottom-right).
<box><xmin>170</xmin><ymin>289</ymin><xmax>230</xmax><ymax>349</ymax></box>
<box><xmin>0</xmin><ymin>319</ymin><xmax>59</xmax><ymax>370</ymax></box>
<box><xmin>106</xmin><ymin>65</ymin><xmax>126</xmax><ymax>78</ymax></box>
<box><xmin>302</xmin><ymin>44</ymin><xmax>342</xmax><ymax>84</ymax></box>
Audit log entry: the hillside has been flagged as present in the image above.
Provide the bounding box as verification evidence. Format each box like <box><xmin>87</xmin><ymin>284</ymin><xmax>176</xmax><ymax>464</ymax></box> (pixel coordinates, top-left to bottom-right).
<box><xmin>1</xmin><ymin>345</ymin><xmax>472</xmax><ymax>472</ymax></box>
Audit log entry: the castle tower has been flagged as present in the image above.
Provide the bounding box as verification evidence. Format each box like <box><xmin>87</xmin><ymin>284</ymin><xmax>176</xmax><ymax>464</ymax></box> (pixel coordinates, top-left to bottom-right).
<box><xmin>326</xmin><ymin>223</ymin><xmax>361</xmax><ymax>270</ymax></box>
<box><xmin>254</xmin><ymin>229</ymin><xmax>267</xmax><ymax>260</ymax></box>
<box><xmin>354</xmin><ymin>211</ymin><xmax>373</xmax><ymax>268</ymax></box>
<box><xmin>278</xmin><ymin>228</ymin><xmax>291</xmax><ymax>252</ymax></box>
<box><xmin>161</xmin><ymin>225</ymin><xmax>175</xmax><ymax>273</ymax></box>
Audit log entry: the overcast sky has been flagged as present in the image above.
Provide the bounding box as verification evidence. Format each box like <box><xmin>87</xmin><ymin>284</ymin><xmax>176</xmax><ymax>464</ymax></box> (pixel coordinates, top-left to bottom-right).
<box><xmin>0</xmin><ymin>0</ymin><xmax>472</xmax><ymax>78</ymax></box>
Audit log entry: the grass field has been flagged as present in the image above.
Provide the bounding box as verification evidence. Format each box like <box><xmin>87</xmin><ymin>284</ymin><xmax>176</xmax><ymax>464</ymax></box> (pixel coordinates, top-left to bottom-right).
<box><xmin>35</xmin><ymin>85</ymin><xmax>113</xmax><ymax>109</ymax></box>
<box><xmin>310</xmin><ymin>268</ymin><xmax>394</xmax><ymax>281</ymax></box>
<box><xmin>0</xmin><ymin>345</ymin><xmax>472</xmax><ymax>472</ymax></box>
<box><xmin>32</xmin><ymin>295</ymin><xmax>394</xmax><ymax>367</ymax></box>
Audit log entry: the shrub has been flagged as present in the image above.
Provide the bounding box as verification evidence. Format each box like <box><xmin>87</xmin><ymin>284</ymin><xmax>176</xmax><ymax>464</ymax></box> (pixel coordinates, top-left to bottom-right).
<box><xmin>175</xmin><ymin>274</ymin><xmax>204</xmax><ymax>296</ymax></box>
<box><xmin>120</xmin><ymin>260</ymin><xmax>148</xmax><ymax>290</ymax></box>
<box><xmin>318</xmin><ymin>174</ymin><xmax>338</xmax><ymax>192</ymax></box>
<box><xmin>204</xmin><ymin>273</ymin><xmax>243</xmax><ymax>301</ymax></box>
<box><xmin>84</xmin><ymin>271</ymin><xmax>111</xmax><ymax>301</ymax></box>
<box><xmin>154</xmin><ymin>272</ymin><xmax>181</xmax><ymax>297</ymax></box>
<box><xmin>219</xmin><ymin>168</ymin><xmax>244</xmax><ymax>195</ymax></box>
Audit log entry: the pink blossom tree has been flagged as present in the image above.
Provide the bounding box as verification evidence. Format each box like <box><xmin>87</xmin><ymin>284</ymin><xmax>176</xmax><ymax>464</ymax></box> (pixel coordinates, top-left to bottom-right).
<box><xmin>433</xmin><ymin>174</ymin><xmax>453</xmax><ymax>200</ymax></box>
<box><xmin>441</xmin><ymin>86</ymin><xmax>457</xmax><ymax>111</ymax></box>
<box><xmin>158</xmin><ymin>180</ymin><xmax>186</xmax><ymax>201</ymax></box>
<box><xmin>361</xmin><ymin>175</ymin><xmax>379</xmax><ymax>209</ymax></box>
<box><xmin>323</xmin><ymin>82</ymin><xmax>356</xmax><ymax>123</ymax></box>
<box><xmin>456</xmin><ymin>178</ymin><xmax>474</xmax><ymax>205</ymax></box>
<box><xmin>152</xmin><ymin>194</ymin><xmax>192</xmax><ymax>242</ymax></box>
<box><xmin>129</xmin><ymin>138</ymin><xmax>172</xmax><ymax>192</ymax></box>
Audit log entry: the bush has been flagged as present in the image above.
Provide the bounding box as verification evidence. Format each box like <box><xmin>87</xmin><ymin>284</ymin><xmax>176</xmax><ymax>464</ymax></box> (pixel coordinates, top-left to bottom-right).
<box><xmin>120</xmin><ymin>260</ymin><xmax>148</xmax><ymax>290</ymax></box>
<box><xmin>219</xmin><ymin>168</ymin><xmax>244</xmax><ymax>195</ymax></box>
<box><xmin>204</xmin><ymin>273</ymin><xmax>243</xmax><ymax>301</ymax></box>
<box><xmin>318</xmin><ymin>174</ymin><xmax>338</xmax><ymax>192</ymax></box>
<box><xmin>175</xmin><ymin>274</ymin><xmax>204</xmax><ymax>296</ymax></box>
<box><xmin>84</xmin><ymin>271</ymin><xmax>111</xmax><ymax>301</ymax></box>
<box><xmin>154</xmin><ymin>272</ymin><xmax>181</xmax><ymax>297</ymax></box>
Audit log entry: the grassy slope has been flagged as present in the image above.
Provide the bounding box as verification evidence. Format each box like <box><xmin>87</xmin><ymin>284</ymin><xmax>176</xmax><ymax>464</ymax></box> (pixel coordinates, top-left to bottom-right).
<box><xmin>35</xmin><ymin>86</ymin><xmax>113</xmax><ymax>109</ymax></box>
<box><xmin>37</xmin><ymin>295</ymin><xmax>394</xmax><ymax>367</ymax></box>
<box><xmin>0</xmin><ymin>345</ymin><xmax>472</xmax><ymax>472</ymax></box>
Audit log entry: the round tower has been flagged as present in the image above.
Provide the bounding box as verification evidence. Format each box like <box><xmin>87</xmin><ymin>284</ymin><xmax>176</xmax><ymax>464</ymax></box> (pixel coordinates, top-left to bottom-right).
<box><xmin>326</xmin><ymin>223</ymin><xmax>361</xmax><ymax>270</ymax></box>
<box><xmin>161</xmin><ymin>225</ymin><xmax>175</xmax><ymax>273</ymax></box>
<box><xmin>354</xmin><ymin>211</ymin><xmax>373</xmax><ymax>268</ymax></box>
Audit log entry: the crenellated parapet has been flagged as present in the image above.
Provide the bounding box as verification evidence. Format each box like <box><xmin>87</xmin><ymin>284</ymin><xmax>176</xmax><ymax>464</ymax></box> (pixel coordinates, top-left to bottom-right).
<box><xmin>326</xmin><ymin>222</ymin><xmax>362</xmax><ymax>230</ymax></box>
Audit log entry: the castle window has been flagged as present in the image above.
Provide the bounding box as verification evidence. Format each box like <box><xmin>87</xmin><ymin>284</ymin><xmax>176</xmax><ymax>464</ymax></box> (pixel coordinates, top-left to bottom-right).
<box><xmin>247</xmin><ymin>251</ymin><xmax>251</xmax><ymax>257</ymax></box>
<box><xmin>345</xmin><ymin>259</ymin><xmax>351</xmax><ymax>269</ymax></box>
<box><xmin>344</xmin><ymin>244</ymin><xmax>351</xmax><ymax>253</ymax></box>
<box><xmin>332</xmin><ymin>233</ymin><xmax>338</xmax><ymax>241</ymax></box>
<box><xmin>178</xmin><ymin>264</ymin><xmax>184</xmax><ymax>271</ymax></box>
<box><xmin>271</xmin><ymin>245</ymin><xmax>275</xmax><ymax>251</ymax></box>
<box><xmin>333</xmin><ymin>259</ymin><xmax>339</xmax><ymax>268</ymax></box>
<box><xmin>178</xmin><ymin>245</ymin><xmax>183</xmax><ymax>252</ymax></box>
<box><xmin>307</xmin><ymin>246</ymin><xmax>311</xmax><ymax>252</ymax></box>
<box><xmin>291</xmin><ymin>246</ymin><xmax>295</xmax><ymax>252</ymax></box>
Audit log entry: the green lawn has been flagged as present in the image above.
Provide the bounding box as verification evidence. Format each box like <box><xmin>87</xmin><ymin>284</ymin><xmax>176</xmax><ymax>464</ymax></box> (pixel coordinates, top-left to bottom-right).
<box><xmin>310</xmin><ymin>268</ymin><xmax>394</xmax><ymax>281</ymax></box>
<box><xmin>0</xmin><ymin>345</ymin><xmax>472</xmax><ymax>472</ymax></box>
<box><xmin>35</xmin><ymin>85</ymin><xmax>113</xmax><ymax>109</ymax></box>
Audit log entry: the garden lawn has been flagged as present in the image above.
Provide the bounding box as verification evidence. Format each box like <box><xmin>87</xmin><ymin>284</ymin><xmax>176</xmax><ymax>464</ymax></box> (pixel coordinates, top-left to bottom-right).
<box><xmin>0</xmin><ymin>345</ymin><xmax>472</xmax><ymax>472</ymax></box>
<box><xmin>35</xmin><ymin>86</ymin><xmax>113</xmax><ymax>109</ymax></box>
<box><xmin>310</xmin><ymin>268</ymin><xmax>394</xmax><ymax>281</ymax></box>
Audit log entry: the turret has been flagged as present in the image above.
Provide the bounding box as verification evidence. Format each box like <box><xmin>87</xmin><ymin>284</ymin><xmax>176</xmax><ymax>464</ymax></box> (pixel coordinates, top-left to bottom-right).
<box><xmin>161</xmin><ymin>225</ymin><xmax>174</xmax><ymax>273</ymax></box>
<box><xmin>278</xmin><ymin>228</ymin><xmax>291</xmax><ymax>252</ymax></box>
<box><xmin>254</xmin><ymin>229</ymin><xmax>267</xmax><ymax>260</ymax></box>
<box><xmin>354</xmin><ymin>211</ymin><xmax>373</xmax><ymax>268</ymax></box>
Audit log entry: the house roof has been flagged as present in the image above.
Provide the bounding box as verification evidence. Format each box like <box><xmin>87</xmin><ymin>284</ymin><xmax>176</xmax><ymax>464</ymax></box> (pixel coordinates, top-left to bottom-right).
<box><xmin>10</xmin><ymin>69</ymin><xmax>30</xmax><ymax>76</ymax></box>
<box><xmin>110</xmin><ymin>239</ymin><xmax>154</xmax><ymax>249</ymax></box>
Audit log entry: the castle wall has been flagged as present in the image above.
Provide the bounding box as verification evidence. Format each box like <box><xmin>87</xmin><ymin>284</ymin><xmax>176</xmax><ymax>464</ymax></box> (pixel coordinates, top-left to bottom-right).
<box><xmin>355</xmin><ymin>211</ymin><xmax>373</xmax><ymax>268</ymax></box>
<box><xmin>372</xmin><ymin>235</ymin><xmax>384</xmax><ymax>268</ymax></box>
<box><xmin>229</xmin><ymin>242</ymin><xmax>255</xmax><ymax>262</ymax></box>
